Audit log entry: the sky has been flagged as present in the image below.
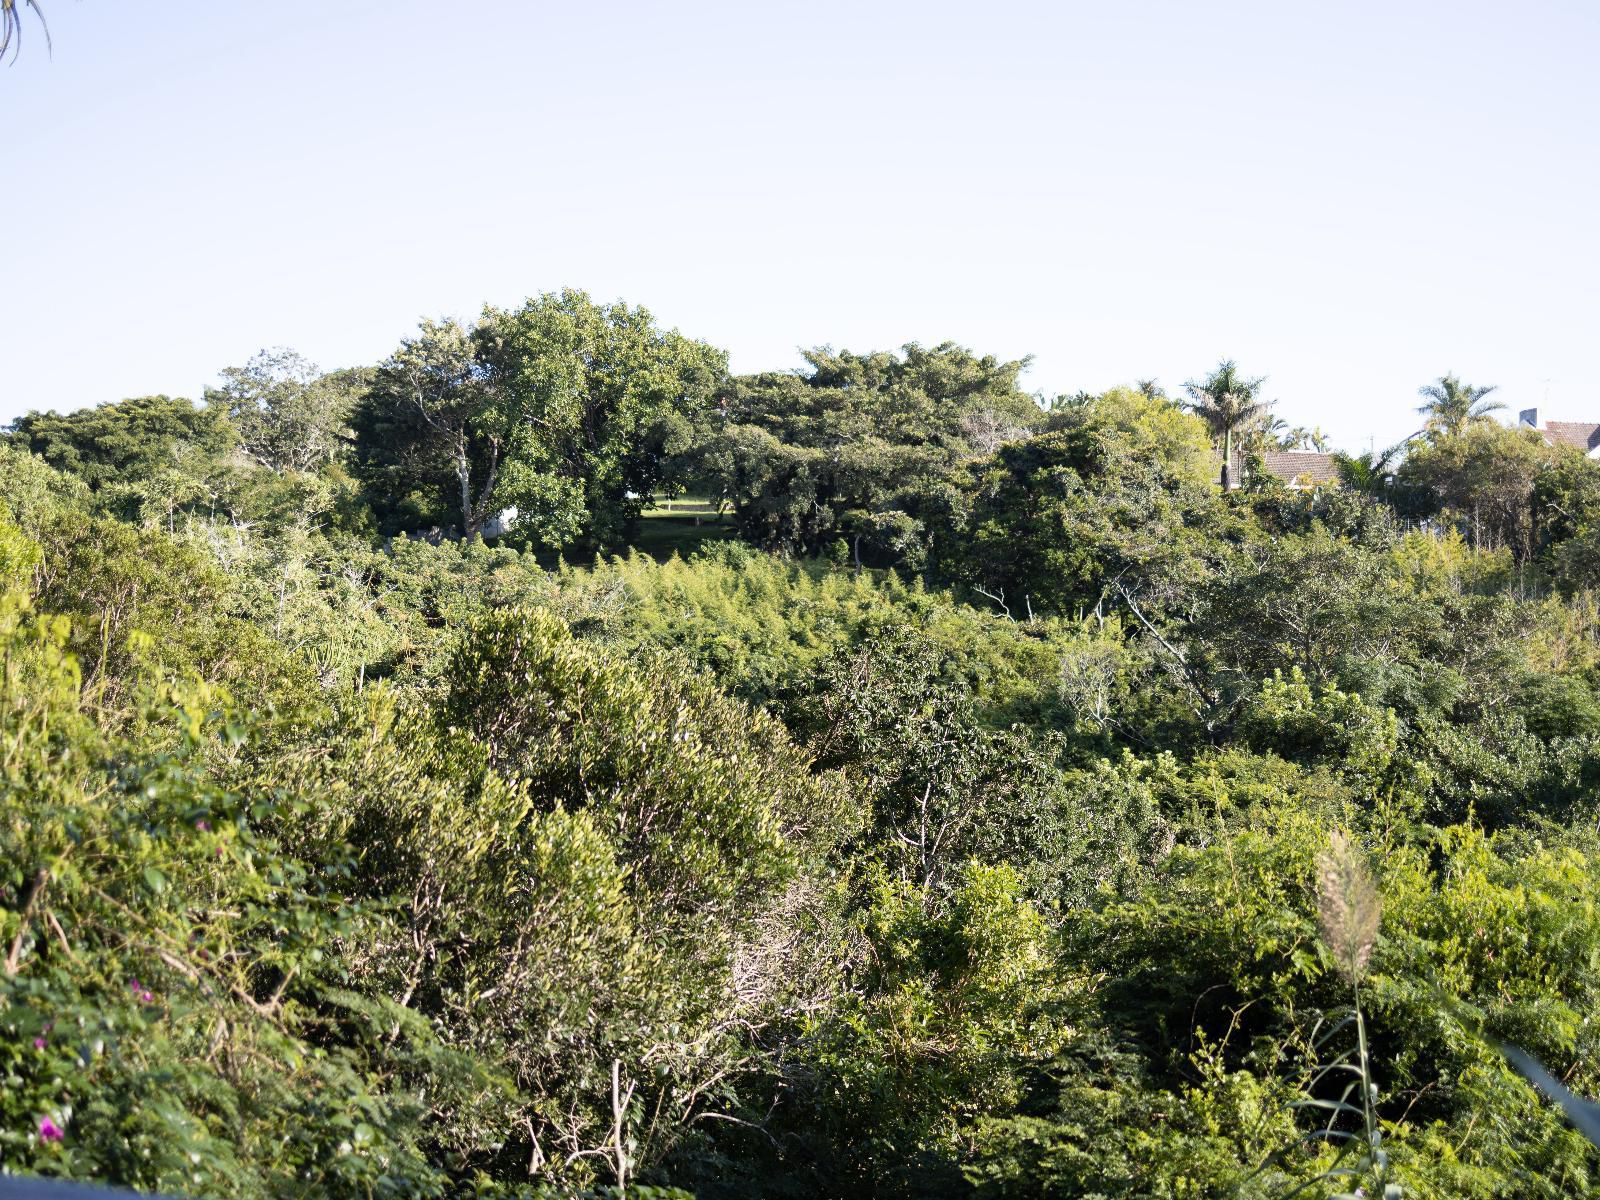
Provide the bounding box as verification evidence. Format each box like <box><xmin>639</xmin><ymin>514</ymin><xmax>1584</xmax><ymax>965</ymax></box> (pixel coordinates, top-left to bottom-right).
<box><xmin>3</xmin><ymin>0</ymin><xmax>1597</xmax><ymax>451</ymax></box>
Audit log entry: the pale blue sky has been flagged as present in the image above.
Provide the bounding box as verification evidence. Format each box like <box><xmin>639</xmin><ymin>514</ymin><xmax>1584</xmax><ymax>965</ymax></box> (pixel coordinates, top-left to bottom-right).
<box><xmin>4</xmin><ymin>0</ymin><xmax>1597</xmax><ymax>450</ymax></box>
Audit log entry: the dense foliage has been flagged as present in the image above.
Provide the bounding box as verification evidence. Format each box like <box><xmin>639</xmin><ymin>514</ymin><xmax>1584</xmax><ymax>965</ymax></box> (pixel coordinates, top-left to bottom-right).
<box><xmin>6</xmin><ymin>305</ymin><xmax>1600</xmax><ymax>1197</ymax></box>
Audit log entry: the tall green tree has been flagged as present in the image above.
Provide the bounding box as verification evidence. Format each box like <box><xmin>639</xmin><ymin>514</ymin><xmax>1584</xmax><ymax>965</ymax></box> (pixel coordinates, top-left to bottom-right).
<box><xmin>1416</xmin><ymin>373</ymin><xmax>1503</xmax><ymax>439</ymax></box>
<box><xmin>1397</xmin><ymin>421</ymin><xmax>1551</xmax><ymax>557</ymax></box>
<box><xmin>476</xmin><ymin>289</ymin><xmax>726</xmax><ymax>548</ymax></box>
<box><xmin>355</xmin><ymin>317</ymin><xmax>491</xmax><ymax>535</ymax></box>
<box><xmin>707</xmin><ymin>342</ymin><xmax>1040</xmax><ymax>563</ymax></box>
<box><xmin>940</xmin><ymin>387</ymin><xmax>1221</xmax><ymax>617</ymax></box>
<box><xmin>356</xmin><ymin>291</ymin><xmax>724</xmax><ymax>547</ymax></box>
<box><xmin>1183</xmin><ymin>360</ymin><xmax>1272</xmax><ymax>491</ymax></box>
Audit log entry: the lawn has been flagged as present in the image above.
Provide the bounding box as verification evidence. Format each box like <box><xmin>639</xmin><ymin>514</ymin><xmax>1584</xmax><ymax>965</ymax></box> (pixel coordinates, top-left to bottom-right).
<box><xmin>633</xmin><ymin>496</ymin><xmax>735</xmax><ymax>560</ymax></box>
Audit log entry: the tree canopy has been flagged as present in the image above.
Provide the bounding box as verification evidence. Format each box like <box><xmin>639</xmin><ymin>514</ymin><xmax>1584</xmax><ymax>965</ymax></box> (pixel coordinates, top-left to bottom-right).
<box><xmin>704</xmin><ymin>342</ymin><xmax>1040</xmax><ymax>565</ymax></box>
<box><xmin>205</xmin><ymin>349</ymin><xmax>356</xmax><ymax>476</ymax></box>
<box><xmin>355</xmin><ymin>290</ymin><xmax>724</xmax><ymax>548</ymax></box>
<box><xmin>8</xmin><ymin>303</ymin><xmax>1600</xmax><ymax>1199</ymax></box>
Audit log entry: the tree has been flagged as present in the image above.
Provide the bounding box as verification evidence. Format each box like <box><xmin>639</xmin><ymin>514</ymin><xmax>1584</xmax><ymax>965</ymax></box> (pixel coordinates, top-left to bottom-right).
<box><xmin>475</xmin><ymin>289</ymin><xmax>726</xmax><ymax>548</ymax></box>
<box><xmin>1183</xmin><ymin>360</ymin><xmax>1272</xmax><ymax>491</ymax></box>
<box><xmin>205</xmin><ymin>348</ymin><xmax>355</xmax><ymax>475</ymax></box>
<box><xmin>357</xmin><ymin>291</ymin><xmax>724</xmax><ymax>546</ymax></box>
<box><xmin>707</xmin><ymin>342</ymin><xmax>1040</xmax><ymax>563</ymax></box>
<box><xmin>940</xmin><ymin>388</ymin><xmax>1221</xmax><ymax>616</ymax></box>
<box><xmin>1281</xmin><ymin>425</ymin><xmax>1330</xmax><ymax>452</ymax></box>
<box><xmin>7</xmin><ymin>395</ymin><xmax>235</xmax><ymax>493</ymax></box>
<box><xmin>356</xmin><ymin>317</ymin><xmax>489</xmax><ymax>536</ymax></box>
<box><xmin>1416</xmin><ymin>373</ymin><xmax>1503</xmax><ymax>440</ymax></box>
<box><xmin>960</xmin><ymin>405</ymin><xmax>1032</xmax><ymax>456</ymax></box>
<box><xmin>1396</xmin><ymin>422</ymin><xmax>1551</xmax><ymax>557</ymax></box>
<box><xmin>1331</xmin><ymin>442</ymin><xmax>1406</xmax><ymax>496</ymax></box>
<box><xmin>1532</xmin><ymin>452</ymin><xmax>1600</xmax><ymax>591</ymax></box>
<box><xmin>1185</xmin><ymin>528</ymin><xmax>1408</xmax><ymax>697</ymax></box>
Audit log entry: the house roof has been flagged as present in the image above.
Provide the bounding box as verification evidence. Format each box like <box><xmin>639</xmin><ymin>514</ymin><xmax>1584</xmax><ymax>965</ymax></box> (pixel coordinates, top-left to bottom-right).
<box><xmin>1259</xmin><ymin>449</ymin><xmax>1339</xmax><ymax>486</ymax></box>
<box><xmin>1539</xmin><ymin>421</ymin><xmax>1600</xmax><ymax>452</ymax></box>
<box><xmin>1222</xmin><ymin>447</ymin><xmax>1340</xmax><ymax>488</ymax></box>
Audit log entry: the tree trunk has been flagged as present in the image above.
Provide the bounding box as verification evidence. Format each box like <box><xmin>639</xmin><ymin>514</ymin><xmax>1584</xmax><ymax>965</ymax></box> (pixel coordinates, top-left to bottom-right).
<box><xmin>468</xmin><ymin>444</ymin><xmax>502</xmax><ymax>541</ymax></box>
<box><xmin>456</xmin><ymin>433</ymin><xmax>474</xmax><ymax>538</ymax></box>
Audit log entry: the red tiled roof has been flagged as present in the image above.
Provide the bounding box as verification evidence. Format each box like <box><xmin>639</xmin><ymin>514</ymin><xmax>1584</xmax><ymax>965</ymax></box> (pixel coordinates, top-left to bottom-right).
<box><xmin>1540</xmin><ymin>421</ymin><xmax>1600</xmax><ymax>452</ymax></box>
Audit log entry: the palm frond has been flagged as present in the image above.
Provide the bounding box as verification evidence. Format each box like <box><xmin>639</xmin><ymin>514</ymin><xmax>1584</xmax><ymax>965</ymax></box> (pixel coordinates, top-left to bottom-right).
<box><xmin>1372</xmin><ymin>440</ymin><xmax>1406</xmax><ymax>472</ymax></box>
<box><xmin>1502</xmin><ymin>1043</ymin><xmax>1600</xmax><ymax>1147</ymax></box>
<box><xmin>0</xmin><ymin>0</ymin><xmax>49</xmax><ymax>64</ymax></box>
<box><xmin>1331</xmin><ymin>452</ymin><xmax>1371</xmax><ymax>490</ymax></box>
<box><xmin>1417</xmin><ymin>373</ymin><xmax>1500</xmax><ymax>437</ymax></box>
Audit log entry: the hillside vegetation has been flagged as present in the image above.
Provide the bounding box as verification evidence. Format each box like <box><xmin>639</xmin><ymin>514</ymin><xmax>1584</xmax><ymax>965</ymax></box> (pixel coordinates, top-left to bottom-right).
<box><xmin>6</xmin><ymin>297</ymin><xmax>1600</xmax><ymax>1197</ymax></box>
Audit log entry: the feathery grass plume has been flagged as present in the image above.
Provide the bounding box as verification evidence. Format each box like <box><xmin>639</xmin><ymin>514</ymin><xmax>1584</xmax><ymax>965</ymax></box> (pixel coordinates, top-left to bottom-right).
<box><xmin>1316</xmin><ymin>830</ymin><xmax>1381</xmax><ymax>984</ymax></box>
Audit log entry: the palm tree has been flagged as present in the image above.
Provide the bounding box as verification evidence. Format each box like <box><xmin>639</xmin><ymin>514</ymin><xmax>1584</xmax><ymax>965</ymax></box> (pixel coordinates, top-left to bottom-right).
<box><xmin>1135</xmin><ymin>378</ymin><xmax>1166</xmax><ymax>401</ymax></box>
<box><xmin>1259</xmin><ymin>416</ymin><xmax>1289</xmax><ymax>444</ymax></box>
<box><xmin>1416</xmin><ymin>374</ymin><xmax>1503</xmax><ymax>439</ymax></box>
<box><xmin>1331</xmin><ymin>442</ymin><xmax>1406</xmax><ymax>496</ymax></box>
<box><xmin>1245</xmin><ymin>415</ymin><xmax>1288</xmax><ymax>458</ymax></box>
<box><xmin>1281</xmin><ymin>425</ymin><xmax>1330</xmax><ymax>452</ymax></box>
<box><xmin>1</xmin><ymin>0</ymin><xmax>48</xmax><ymax>61</ymax></box>
<box><xmin>1183</xmin><ymin>359</ymin><xmax>1272</xmax><ymax>491</ymax></box>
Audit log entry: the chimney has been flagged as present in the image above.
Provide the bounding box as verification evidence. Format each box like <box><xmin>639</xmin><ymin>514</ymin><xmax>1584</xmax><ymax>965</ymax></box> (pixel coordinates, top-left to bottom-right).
<box><xmin>1520</xmin><ymin>408</ymin><xmax>1539</xmax><ymax>428</ymax></box>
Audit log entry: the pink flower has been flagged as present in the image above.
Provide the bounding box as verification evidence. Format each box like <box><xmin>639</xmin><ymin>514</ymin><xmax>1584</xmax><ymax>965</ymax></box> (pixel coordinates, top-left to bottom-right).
<box><xmin>129</xmin><ymin>978</ymin><xmax>143</xmax><ymax>992</ymax></box>
<box><xmin>195</xmin><ymin>819</ymin><xmax>210</xmax><ymax>832</ymax></box>
<box><xmin>139</xmin><ymin>990</ymin><xmax>154</xmax><ymax>1004</ymax></box>
<box><xmin>38</xmin><ymin>1116</ymin><xmax>63</xmax><ymax>1142</ymax></box>
<box><xmin>32</xmin><ymin>1037</ymin><xmax>46</xmax><ymax>1050</ymax></box>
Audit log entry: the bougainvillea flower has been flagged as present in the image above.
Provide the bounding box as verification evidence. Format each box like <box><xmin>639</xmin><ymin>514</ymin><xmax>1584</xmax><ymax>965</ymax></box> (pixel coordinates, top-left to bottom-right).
<box><xmin>38</xmin><ymin>1117</ymin><xmax>63</xmax><ymax>1142</ymax></box>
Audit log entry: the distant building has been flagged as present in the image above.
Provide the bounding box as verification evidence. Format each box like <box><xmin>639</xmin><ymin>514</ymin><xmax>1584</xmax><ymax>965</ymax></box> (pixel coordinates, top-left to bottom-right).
<box><xmin>481</xmin><ymin>506</ymin><xmax>519</xmax><ymax>538</ymax></box>
<box><xmin>1221</xmin><ymin>447</ymin><xmax>1341</xmax><ymax>491</ymax></box>
<box><xmin>1259</xmin><ymin>449</ymin><xmax>1340</xmax><ymax>490</ymax></box>
<box><xmin>1519</xmin><ymin>408</ymin><xmax>1600</xmax><ymax>455</ymax></box>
